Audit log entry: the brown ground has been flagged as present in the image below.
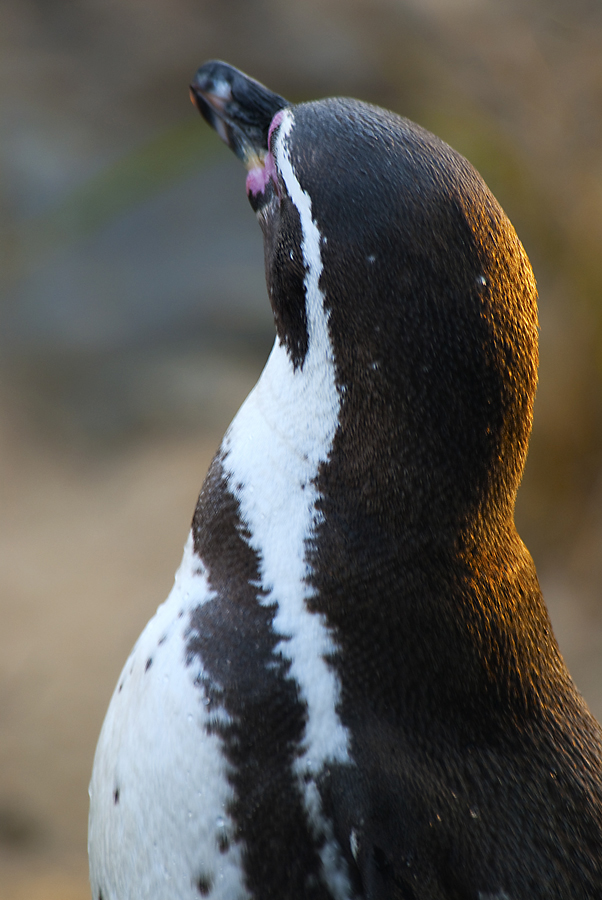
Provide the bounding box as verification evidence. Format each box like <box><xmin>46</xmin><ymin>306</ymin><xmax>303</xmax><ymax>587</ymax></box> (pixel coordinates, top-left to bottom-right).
<box><xmin>0</xmin><ymin>416</ymin><xmax>220</xmax><ymax>898</ymax></box>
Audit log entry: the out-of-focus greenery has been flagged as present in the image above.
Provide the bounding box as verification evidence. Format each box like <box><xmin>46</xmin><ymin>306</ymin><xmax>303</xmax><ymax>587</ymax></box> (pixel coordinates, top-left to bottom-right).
<box><xmin>9</xmin><ymin>119</ymin><xmax>221</xmax><ymax>278</ymax></box>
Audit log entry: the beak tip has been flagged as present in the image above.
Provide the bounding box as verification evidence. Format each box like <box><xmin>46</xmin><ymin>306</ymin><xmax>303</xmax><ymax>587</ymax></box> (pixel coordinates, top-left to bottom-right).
<box><xmin>190</xmin><ymin>61</ymin><xmax>289</xmax><ymax>163</ymax></box>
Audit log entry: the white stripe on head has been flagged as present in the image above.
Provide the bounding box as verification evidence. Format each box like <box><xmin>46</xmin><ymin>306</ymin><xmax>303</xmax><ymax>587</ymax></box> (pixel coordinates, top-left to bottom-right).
<box><xmin>221</xmin><ymin>109</ymin><xmax>354</xmax><ymax>899</ymax></box>
<box><xmin>275</xmin><ymin>111</ymin><xmax>327</xmax><ymax>349</ymax></box>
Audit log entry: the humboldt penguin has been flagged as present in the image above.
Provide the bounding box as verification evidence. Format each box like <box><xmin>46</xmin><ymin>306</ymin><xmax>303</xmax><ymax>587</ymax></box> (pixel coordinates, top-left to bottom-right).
<box><xmin>88</xmin><ymin>61</ymin><xmax>602</xmax><ymax>900</ymax></box>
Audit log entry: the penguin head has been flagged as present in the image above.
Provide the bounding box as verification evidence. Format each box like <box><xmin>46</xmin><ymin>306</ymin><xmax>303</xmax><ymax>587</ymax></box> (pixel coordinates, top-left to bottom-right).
<box><xmin>191</xmin><ymin>62</ymin><xmax>538</xmax><ymax>534</ymax></box>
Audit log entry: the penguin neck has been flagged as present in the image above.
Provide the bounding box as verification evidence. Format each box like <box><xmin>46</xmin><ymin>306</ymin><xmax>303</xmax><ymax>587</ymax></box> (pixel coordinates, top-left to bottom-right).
<box><xmin>203</xmin><ymin>332</ymin><xmax>563</xmax><ymax>732</ymax></box>
<box><xmin>306</xmin><ymin>420</ymin><xmax>565</xmax><ymax>729</ymax></box>
<box><xmin>199</xmin><ymin>302</ymin><xmax>355</xmax><ymax>776</ymax></box>
<box><xmin>215</xmin><ymin>251</ymin><xmax>341</xmax><ymax>603</ymax></box>
<box><xmin>223</xmin><ymin>329</ymin><xmax>340</xmax><ymax>482</ymax></box>
<box><xmin>218</xmin><ymin>103</ymin><xmax>350</xmax><ymax>548</ymax></box>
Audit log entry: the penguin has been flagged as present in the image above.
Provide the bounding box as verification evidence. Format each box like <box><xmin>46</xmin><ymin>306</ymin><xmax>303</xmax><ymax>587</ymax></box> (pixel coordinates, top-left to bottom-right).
<box><xmin>88</xmin><ymin>61</ymin><xmax>602</xmax><ymax>900</ymax></box>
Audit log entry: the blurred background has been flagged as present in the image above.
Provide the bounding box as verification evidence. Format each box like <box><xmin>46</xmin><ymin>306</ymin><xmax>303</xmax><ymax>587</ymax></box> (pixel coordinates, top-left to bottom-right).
<box><xmin>1</xmin><ymin>0</ymin><xmax>601</xmax><ymax>896</ymax></box>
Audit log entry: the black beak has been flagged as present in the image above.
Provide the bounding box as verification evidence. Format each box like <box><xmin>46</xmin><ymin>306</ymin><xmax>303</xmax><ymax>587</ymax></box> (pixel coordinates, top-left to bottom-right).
<box><xmin>190</xmin><ymin>61</ymin><xmax>289</xmax><ymax>167</ymax></box>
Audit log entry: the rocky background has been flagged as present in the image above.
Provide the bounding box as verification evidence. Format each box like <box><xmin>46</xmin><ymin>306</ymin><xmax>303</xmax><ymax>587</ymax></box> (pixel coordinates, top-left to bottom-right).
<box><xmin>1</xmin><ymin>0</ymin><xmax>602</xmax><ymax>896</ymax></box>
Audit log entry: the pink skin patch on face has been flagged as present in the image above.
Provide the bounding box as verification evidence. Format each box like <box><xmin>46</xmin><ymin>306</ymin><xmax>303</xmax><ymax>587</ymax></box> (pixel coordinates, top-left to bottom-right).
<box><xmin>245</xmin><ymin>110</ymin><xmax>286</xmax><ymax>198</ymax></box>
<box><xmin>245</xmin><ymin>158</ymin><xmax>273</xmax><ymax>196</ymax></box>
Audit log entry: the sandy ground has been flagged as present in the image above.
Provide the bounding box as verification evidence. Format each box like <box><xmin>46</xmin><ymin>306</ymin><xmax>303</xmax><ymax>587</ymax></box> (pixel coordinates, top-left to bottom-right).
<box><xmin>0</xmin><ymin>419</ymin><xmax>221</xmax><ymax>899</ymax></box>
<box><xmin>1</xmin><ymin>402</ymin><xmax>602</xmax><ymax>900</ymax></box>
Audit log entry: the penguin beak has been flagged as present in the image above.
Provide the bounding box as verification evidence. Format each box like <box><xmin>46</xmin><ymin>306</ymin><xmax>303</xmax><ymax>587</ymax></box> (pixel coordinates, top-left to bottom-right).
<box><xmin>190</xmin><ymin>61</ymin><xmax>289</xmax><ymax>172</ymax></box>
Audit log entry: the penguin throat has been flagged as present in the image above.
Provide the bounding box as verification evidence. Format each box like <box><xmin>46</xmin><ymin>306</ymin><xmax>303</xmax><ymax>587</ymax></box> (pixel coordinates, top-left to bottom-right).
<box><xmin>245</xmin><ymin>110</ymin><xmax>285</xmax><ymax>204</ymax></box>
<box><xmin>246</xmin><ymin>150</ymin><xmax>278</xmax><ymax>199</ymax></box>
